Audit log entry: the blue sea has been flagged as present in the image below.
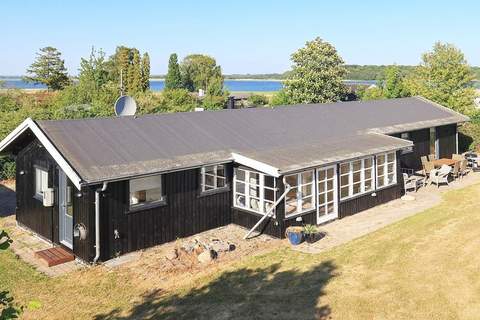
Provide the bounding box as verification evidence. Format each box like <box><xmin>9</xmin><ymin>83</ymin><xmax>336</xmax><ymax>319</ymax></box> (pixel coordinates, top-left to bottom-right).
<box><xmin>0</xmin><ymin>78</ymin><xmax>378</xmax><ymax>92</ymax></box>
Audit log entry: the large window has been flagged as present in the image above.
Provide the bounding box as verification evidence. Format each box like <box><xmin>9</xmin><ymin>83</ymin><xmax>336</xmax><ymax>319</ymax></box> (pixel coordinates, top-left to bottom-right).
<box><xmin>201</xmin><ymin>164</ymin><xmax>227</xmax><ymax>193</ymax></box>
<box><xmin>339</xmin><ymin>157</ymin><xmax>374</xmax><ymax>200</ymax></box>
<box><xmin>234</xmin><ymin>168</ymin><xmax>276</xmax><ymax>215</ymax></box>
<box><xmin>284</xmin><ymin>170</ymin><xmax>315</xmax><ymax>217</ymax></box>
<box><xmin>129</xmin><ymin>175</ymin><xmax>165</xmax><ymax>209</ymax></box>
<box><xmin>376</xmin><ymin>152</ymin><xmax>397</xmax><ymax>188</ymax></box>
<box><xmin>34</xmin><ymin>166</ymin><xmax>48</xmax><ymax>200</ymax></box>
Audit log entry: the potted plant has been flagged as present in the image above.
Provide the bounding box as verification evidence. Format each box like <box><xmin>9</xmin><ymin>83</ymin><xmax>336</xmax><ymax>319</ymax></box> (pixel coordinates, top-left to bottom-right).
<box><xmin>303</xmin><ymin>224</ymin><xmax>318</xmax><ymax>243</ymax></box>
<box><xmin>285</xmin><ymin>226</ymin><xmax>304</xmax><ymax>245</ymax></box>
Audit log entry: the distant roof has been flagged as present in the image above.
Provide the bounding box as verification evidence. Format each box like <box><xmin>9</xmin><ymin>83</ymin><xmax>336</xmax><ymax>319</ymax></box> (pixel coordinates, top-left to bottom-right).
<box><xmin>1</xmin><ymin>96</ymin><xmax>469</xmax><ymax>186</ymax></box>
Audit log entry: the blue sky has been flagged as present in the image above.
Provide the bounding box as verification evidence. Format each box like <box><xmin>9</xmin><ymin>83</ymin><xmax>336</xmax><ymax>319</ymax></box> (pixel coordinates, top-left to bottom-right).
<box><xmin>2</xmin><ymin>0</ymin><xmax>479</xmax><ymax>75</ymax></box>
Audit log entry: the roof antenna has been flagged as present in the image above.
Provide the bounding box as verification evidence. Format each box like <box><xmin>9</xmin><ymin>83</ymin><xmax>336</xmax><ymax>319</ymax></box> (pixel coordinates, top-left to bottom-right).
<box><xmin>114</xmin><ymin>69</ymin><xmax>137</xmax><ymax>116</ymax></box>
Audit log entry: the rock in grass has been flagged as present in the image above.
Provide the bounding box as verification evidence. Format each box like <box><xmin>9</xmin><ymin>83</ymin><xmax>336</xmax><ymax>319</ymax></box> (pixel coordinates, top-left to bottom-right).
<box><xmin>165</xmin><ymin>249</ymin><xmax>178</xmax><ymax>260</ymax></box>
<box><xmin>198</xmin><ymin>250</ymin><xmax>217</xmax><ymax>264</ymax></box>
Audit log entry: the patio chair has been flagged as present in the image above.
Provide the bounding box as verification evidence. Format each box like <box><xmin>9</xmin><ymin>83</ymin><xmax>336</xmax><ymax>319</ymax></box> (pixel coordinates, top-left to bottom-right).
<box><xmin>451</xmin><ymin>161</ymin><xmax>461</xmax><ymax>180</ymax></box>
<box><xmin>428</xmin><ymin>154</ymin><xmax>436</xmax><ymax>161</ymax></box>
<box><xmin>452</xmin><ymin>154</ymin><xmax>464</xmax><ymax>161</ymax></box>
<box><xmin>403</xmin><ymin>173</ymin><xmax>418</xmax><ymax>193</ymax></box>
<box><xmin>430</xmin><ymin>164</ymin><xmax>451</xmax><ymax>188</ymax></box>
<box><xmin>420</xmin><ymin>156</ymin><xmax>428</xmax><ymax>166</ymax></box>
<box><xmin>422</xmin><ymin>161</ymin><xmax>435</xmax><ymax>186</ymax></box>
<box><xmin>460</xmin><ymin>159</ymin><xmax>470</xmax><ymax>178</ymax></box>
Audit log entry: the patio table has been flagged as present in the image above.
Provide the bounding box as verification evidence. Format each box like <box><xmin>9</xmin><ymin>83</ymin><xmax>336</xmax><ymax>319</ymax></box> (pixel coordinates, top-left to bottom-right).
<box><xmin>431</xmin><ymin>158</ymin><xmax>457</xmax><ymax>168</ymax></box>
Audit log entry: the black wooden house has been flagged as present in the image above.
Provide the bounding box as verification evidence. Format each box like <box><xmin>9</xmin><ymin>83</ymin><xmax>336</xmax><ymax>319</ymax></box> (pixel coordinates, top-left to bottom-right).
<box><xmin>0</xmin><ymin>96</ymin><xmax>468</xmax><ymax>263</ymax></box>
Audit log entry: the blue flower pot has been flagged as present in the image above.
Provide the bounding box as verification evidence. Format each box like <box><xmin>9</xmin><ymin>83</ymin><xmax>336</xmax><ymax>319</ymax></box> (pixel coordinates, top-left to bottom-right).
<box><xmin>286</xmin><ymin>227</ymin><xmax>304</xmax><ymax>245</ymax></box>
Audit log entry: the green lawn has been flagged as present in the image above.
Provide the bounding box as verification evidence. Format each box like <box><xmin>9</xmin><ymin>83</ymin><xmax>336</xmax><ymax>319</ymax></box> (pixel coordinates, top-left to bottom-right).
<box><xmin>2</xmin><ymin>183</ymin><xmax>480</xmax><ymax>319</ymax></box>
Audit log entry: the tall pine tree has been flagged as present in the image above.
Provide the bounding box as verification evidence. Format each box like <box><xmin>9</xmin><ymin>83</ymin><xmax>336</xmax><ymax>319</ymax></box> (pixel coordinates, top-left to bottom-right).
<box><xmin>24</xmin><ymin>46</ymin><xmax>70</xmax><ymax>91</ymax></box>
<box><xmin>165</xmin><ymin>53</ymin><xmax>182</xmax><ymax>89</ymax></box>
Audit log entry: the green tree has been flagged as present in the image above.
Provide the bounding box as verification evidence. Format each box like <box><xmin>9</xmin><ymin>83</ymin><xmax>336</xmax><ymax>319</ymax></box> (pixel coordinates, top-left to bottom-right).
<box><xmin>383</xmin><ymin>65</ymin><xmax>409</xmax><ymax>98</ymax></box>
<box><xmin>270</xmin><ymin>89</ymin><xmax>290</xmax><ymax>106</ymax></box>
<box><xmin>165</xmin><ymin>53</ymin><xmax>183</xmax><ymax>90</ymax></box>
<box><xmin>109</xmin><ymin>46</ymin><xmax>148</xmax><ymax>94</ymax></box>
<box><xmin>24</xmin><ymin>47</ymin><xmax>70</xmax><ymax>91</ymax></box>
<box><xmin>405</xmin><ymin>42</ymin><xmax>477</xmax><ymax>115</ymax></box>
<box><xmin>358</xmin><ymin>85</ymin><xmax>384</xmax><ymax>101</ymax></box>
<box><xmin>127</xmin><ymin>49</ymin><xmax>142</xmax><ymax>93</ymax></box>
<box><xmin>141</xmin><ymin>53</ymin><xmax>150</xmax><ymax>91</ymax></box>
<box><xmin>247</xmin><ymin>94</ymin><xmax>269</xmax><ymax>107</ymax></box>
<box><xmin>283</xmin><ymin>37</ymin><xmax>347</xmax><ymax>104</ymax></box>
<box><xmin>158</xmin><ymin>89</ymin><xmax>198</xmax><ymax>112</ymax></box>
<box><xmin>180</xmin><ymin>54</ymin><xmax>223</xmax><ymax>92</ymax></box>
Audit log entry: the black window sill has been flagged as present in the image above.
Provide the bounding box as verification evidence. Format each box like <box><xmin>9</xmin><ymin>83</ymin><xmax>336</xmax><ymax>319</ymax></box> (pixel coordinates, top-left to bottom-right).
<box><xmin>197</xmin><ymin>186</ymin><xmax>230</xmax><ymax>198</ymax></box>
<box><xmin>126</xmin><ymin>200</ymin><xmax>167</xmax><ymax>214</ymax></box>
<box><xmin>284</xmin><ymin>208</ymin><xmax>317</xmax><ymax>220</ymax></box>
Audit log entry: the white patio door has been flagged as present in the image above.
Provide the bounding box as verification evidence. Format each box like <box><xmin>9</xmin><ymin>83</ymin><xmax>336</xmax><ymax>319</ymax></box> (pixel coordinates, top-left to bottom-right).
<box><xmin>316</xmin><ymin>165</ymin><xmax>338</xmax><ymax>224</ymax></box>
<box><xmin>58</xmin><ymin>169</ymin><xmax>73</xmax><ymax>249</ymax></box>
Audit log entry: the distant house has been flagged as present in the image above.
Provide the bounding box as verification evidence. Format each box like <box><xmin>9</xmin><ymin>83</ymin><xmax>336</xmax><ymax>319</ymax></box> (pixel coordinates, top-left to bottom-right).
<box><xmin>0</xmin><ymin>96</ymin><xmax>468</xmax><ymax>263</ymax></box>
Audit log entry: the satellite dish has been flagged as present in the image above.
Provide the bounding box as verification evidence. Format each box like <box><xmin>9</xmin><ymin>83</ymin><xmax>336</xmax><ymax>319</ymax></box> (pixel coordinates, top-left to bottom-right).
<box><xmin>114</xmin><ymin>95</ymin><xmax>137</xmax><ymax>116</ymax></box>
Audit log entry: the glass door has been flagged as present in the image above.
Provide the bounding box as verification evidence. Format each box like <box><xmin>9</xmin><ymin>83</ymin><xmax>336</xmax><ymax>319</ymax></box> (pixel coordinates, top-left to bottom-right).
<box><xmin>316</xmin><ymin>165</ymin><xmax>338</xmax><ymax>224</ymax></box>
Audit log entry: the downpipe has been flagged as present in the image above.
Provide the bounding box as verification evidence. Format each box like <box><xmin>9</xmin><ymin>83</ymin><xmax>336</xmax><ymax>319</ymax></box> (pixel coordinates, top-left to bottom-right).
<box><xmin>93</xmin><ymin>182</ymin><xmax>108</xmax><ymax>264</ymax></box>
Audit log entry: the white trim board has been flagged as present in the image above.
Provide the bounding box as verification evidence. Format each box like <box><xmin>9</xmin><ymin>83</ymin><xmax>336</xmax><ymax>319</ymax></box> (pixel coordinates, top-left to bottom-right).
<box><xmin>0</xmin><ymin>118</ymin><xmax>83</xmax><ymax>190</ymax></box>
<box><xmin>231</xmin><ymin>152</ymin><xmax>280</xmax><ymax>177</ymax></box>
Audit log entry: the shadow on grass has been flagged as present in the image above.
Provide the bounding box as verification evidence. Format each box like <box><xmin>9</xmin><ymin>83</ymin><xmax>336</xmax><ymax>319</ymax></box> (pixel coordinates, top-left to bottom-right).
<box><xmin>94</xmin><ymin>260</ymin><xmax>337</xmax><ymax>320</ymax></box>
<box><xmin>0</xmin><ymin>184</ymin><xmax>15</xmax><ymax>218</ymax></box>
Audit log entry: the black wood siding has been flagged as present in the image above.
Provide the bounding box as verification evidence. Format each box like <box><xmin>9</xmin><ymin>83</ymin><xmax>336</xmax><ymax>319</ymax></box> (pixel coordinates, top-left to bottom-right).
<box><xmin>437</xmin><ymin>124</ymin><xmax>457</xmax><ymax>158</ymax></box>
<box><xmin>396</xmin><ymin>128</ymin><xmax>430</xmax><ymax>170</ymax></box>
<box><xmin>15</xmin><ymin>140</ymin><xmax>56</xmax><ymax>242</ymax></box>
<box><xmin>73</xmin><ymin>186</ymin><xmax>96</xmax><ymax>261</ymax></box>
<box><xmin>97</xmin><ymin>167</ymin><xmax>232</xmax><ymax>261</ymax></box>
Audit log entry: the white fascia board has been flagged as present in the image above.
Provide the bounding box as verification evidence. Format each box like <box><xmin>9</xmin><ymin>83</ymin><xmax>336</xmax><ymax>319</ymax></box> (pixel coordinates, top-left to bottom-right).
<box><xmin>0</xmin><ymin>118</ymin><xmax>83</xmax><ymax>190</ymax></box>
<box><xmin>231</xmin><ymin>152</ymin><xmax>280</xmax><ymax>177</ymax></box>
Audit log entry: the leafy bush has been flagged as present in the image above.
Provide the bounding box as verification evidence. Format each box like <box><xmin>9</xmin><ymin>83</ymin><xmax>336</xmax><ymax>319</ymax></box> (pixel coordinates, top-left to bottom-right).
<box><xmin>157</xmin><ymin>89</ymin><xmax>198</xmax><ymax>113</ymax></box>
<box><xmin>202</xmin><ymin>94</ymin><xmax>227</xmax><ymax>110</ymax></box>
<box><xmin>247</xmin><ymin>94</ymin><xmax>269</xmax><ymax>107</ymax></box>
<box><xmin>0</xmin><ymin>156</ymin><xmax>15</xmax><ymax>180</ymax></box>
<box><xmin>459</xmin><ymin>114</ymin><xmax>480</xmax><ymax>152</ymax></box>
<box><xmin>270</xmin><ymin>89</ymin><xmax>289</xmax><ymax>106</ymax></box>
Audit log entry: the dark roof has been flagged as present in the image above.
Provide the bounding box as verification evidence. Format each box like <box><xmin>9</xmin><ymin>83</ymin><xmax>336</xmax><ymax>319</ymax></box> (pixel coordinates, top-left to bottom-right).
<box><xmin>33</xmin><ymin>96</ymin><xmax>467</xmax><ymax>184</ymax></box>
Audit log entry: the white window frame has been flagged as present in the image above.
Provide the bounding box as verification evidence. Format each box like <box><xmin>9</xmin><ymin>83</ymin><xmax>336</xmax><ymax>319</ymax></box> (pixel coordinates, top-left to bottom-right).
<box><xmin>283</xmin><ymin>170</ymin><xmax>315</xmax><ymax>218</ymax></box>
<box><xmin>201</xmin><ymin>164</ymin><xmax>227</xmax><ymax>193</ymax></box>
<box><xmin>129</xmin><ymin>175</ymin><xmax>166</xmax><ymax>210</ymax></box>
<box><xmin>376</xmin><ymin>151</ymin><xmax>397</xmax><ymax>189</ymax></box>
<box><xmin>233</xmin><ymin>168</ymin><xmax>277</xmax><ymax>216</ymax></box>
<box><xmin>339</xmin><ymin>156</ymin><xmax>374</xmax><ymax>201</ymax></box>
<box><xmin>34</xmin><ymin>165</ymin><xmax>48</xmax><ymax>200</ymax></box>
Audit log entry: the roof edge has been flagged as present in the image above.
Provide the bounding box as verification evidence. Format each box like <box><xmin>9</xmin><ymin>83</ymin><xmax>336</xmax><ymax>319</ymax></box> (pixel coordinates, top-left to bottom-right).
<box><xmin>0</xmin><ymin>118</ymin><xmax>83</xmax><ymax>190</ymax></box>
<box><xmin>413</xmin><ymin>96</ymin><xmax>470</xmax><ymax>122</ymax></box>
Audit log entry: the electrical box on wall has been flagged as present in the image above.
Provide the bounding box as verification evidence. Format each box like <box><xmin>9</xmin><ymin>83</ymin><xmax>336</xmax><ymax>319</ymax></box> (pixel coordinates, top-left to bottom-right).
<box><xmin>43</xmin><ymin>188</ymin><xmax>55</xmax><ymax>207</ymax></box>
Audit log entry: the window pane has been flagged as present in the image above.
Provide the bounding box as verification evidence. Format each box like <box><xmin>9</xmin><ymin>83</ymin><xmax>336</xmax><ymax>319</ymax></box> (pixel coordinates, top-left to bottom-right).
<box><xmin>352</xmin><ymin>160</ymin><xmax>362</xmax><ymax>172</ymax></box>
<box><xmin>353</xmin><ymin>183</ymin><xmax>361</xmax><ymax>195</ymax></box>
<box><xmin>387</xmin><ymin>173</ymin><xmax>395</xmax><ymax>184</ymax></box>
<box><xmin>341</xmin><ymin>187</ymin><xmax>349</xmax><ymax>198</ymax></box>
<box><xmin>236</xmin><ymin>169</ymin><xmax>245</xmax><ymax>181</ymax></box>
<box><xmin>249</xmin><ymin>185</ymin><xmax>259</xmax><ymax>197</ymax></box>
<box><xmin>235</xmin><ymin>182</ymin><xmax>245</xmax><ymax>194</ymax></box>
<box><xmin>286</xmin><ymin>200</ymin><xmax>297</xmax><ymax>215</ymax></box>
<box><xmin>340</xmin><ymin>175</ymin><xmax>349</xmax><ymax>187</ymax></box>
<box><xmin>378</xmin><ymin>177</ymin><xmax>385</xmax><ymax>188</ymax></box>
<box><xmin>377</xmin><ymin>166</ymin><xmax>384</xmax><ymax>176</ymax></box>
<box><xmin>318</xmin><ymin>170</ymin><xmax>326</xmax><ymax>181</ymax></box>
<box><xmin>302</xmin><ymin>197</ymin><xmax>313</xmax><ymax>210</ymax></box>
<box><xmin>340</xmin><ymin>163</ymin><xmax>349</xmax><ymax>175</ymax></box>
<box><xmin>235</xmin><ymin>194</ymin><xmax>246</xmax><ymax>207</ymax></box>
<box><xmin>327</xmin><ymin>168</ymin><xmax>334</xmax><ymax>179</ymax></box>
<box><xmin>387</xmin><ymin>152</ymin><xmax>395</xmax><ymax>162</ymax></box>
<box><xmin>364</xmin><ymin>158</ymin><xmax>373</xmax><ymax>168</ymax></box>
<box><xmin>265</xmin><ymin>188</ymin><xmax>275</xmax><ymax>202</ymax></box>
<box><xmin>217</xmin><ymin>177</ymin><xmax>226</xmax><ymax>188</ymax></box>
<box><xmin>205</xmin><ymin>165</ymin><xmax>215</xmax><ymax>175</ymax></box>
<box><xmin>326</xmin><ymin>179</ymin><xmax>333</xmax><ymax>191</ymax></box>
<box><xmin>302</xmin><ymin>171</ymin><xmax>313</xmax><ymax>183</ymax></box>
<box><xmin>378</xmin><ymin>154</ymin><xmax>385</xmax><ymax>165</ymax></box>
<box><xmin>249</xmin><ymin>172</ymin><xmax>259</xmax><ymax>185</ymax></box>
<box><xmin>353</xmin><ymin>172</ymin><xmax>361</xmax><ymax>184</ymax></box>
<box><xmin>365</xmin><ymin>179</ymin><xmax>373</xmax><ymax>192</ymax></box>
<box><xmin>387</xmin><ymin>163</ymin><xmax>395</xmax><ymax>174</ymax></box>
<box><xmin>318</xmin><ymin>193</ymin><xmax>325</xmax><ymax>205</ymax></box>
<box><xmin>264</xmin><ymin>201</ymin><xmax>274</xmax><ymax>213</ymax></box>
<box><xmin>216</xmin><ymin>165</ymin><xmax>225</xmax><ymax>177</ymax></box>
<box><xmin>264</xmin><ymin>175</ymin><xmax>275</xmax><ymax>188</ymax></box>
<box><xmin>327</xmin><ymin>191</ymin><xmax>333</xmax><ymax>202</ymax></box>
<box><xmin>285</xmin><ymin>174</ymin><xmax>298</xmax><ymax>188</ymax></box>
<box><xmin>364</xmin><ymin>168</ymin><xmax>372</xmax><ymax>180</ymax></box>
<box><xmin>301</xmin><ymin>183</ymin><xmax>312</xmax><ymax>197</ymax></box>
<box><xmin>318</xmin><ymin>181</ymin><xmax>325</xmax><ymax>193</ymax></box>
<box><xmin>318</xmin><ymin>205</ymin><xmax>326</xmax><ymax>216</ymax></box>
<box><xmin>205</xmin><ymin>174</ymin><xmax>215</xmax><ymax>187</ymax></box>
<box><xmin>327</xmin><ymin>203</ymin><xmax>335</xmax><ymax>214</ymax></box>
<box><xmin>249</xmin><ymin>198</ymin><xmax>260</xmax><ymax>211</ymax></box>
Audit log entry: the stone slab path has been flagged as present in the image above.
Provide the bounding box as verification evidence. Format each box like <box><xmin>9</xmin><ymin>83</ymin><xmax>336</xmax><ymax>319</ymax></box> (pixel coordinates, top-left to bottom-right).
<box><xmin>294</xmin><ymin>172</ymin><xmax>480</xmax><ymax>254</ymax></box>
